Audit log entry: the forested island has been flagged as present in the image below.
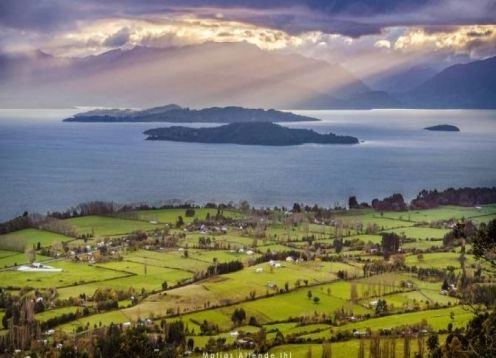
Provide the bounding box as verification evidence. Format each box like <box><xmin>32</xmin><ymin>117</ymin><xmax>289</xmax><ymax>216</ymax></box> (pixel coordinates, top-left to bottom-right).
<box><xmin>143</xmin><ymin>122</ymin><xmax>359</xmax><ymax>146</ymax></box>
<box><xmin>63</xmin><ymin>105</ymin><xmax>318</xmax><ymax>123</ymax></box>
<box><xmin>424</xmin><ymin>124</ymin><xmax>460</xmax><ymax>132</ymax></box>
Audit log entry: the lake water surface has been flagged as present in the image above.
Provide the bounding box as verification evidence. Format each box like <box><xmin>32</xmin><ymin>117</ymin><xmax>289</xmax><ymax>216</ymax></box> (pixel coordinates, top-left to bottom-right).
<box><xmin>0</xmin><ymin>108</ymin><xmax>495</xmax><ymax>221</ymax></box>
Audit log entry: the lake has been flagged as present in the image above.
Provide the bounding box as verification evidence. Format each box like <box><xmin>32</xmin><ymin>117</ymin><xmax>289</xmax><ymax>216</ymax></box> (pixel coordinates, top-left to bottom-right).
<box><xmin>0</xmin><ymin>108</ymin><xmax>495</xmax><ymax>221</ymax></box>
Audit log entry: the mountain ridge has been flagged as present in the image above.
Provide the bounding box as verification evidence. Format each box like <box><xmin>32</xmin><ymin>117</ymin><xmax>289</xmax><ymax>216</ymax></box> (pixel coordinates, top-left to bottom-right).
<box><xmin>405</xmin><ymin>56</ymin><xmax>496</xmax><ymax>108</ymax></box>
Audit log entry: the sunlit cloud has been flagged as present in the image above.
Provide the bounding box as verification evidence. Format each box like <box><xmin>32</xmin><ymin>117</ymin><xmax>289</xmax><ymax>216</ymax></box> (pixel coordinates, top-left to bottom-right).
<box><xmin>2</xmin><ymin>6</ymin><xmax>495</xmax><ymax>89</ymax></box>
<box><xmin>36</xmin><ymin>15</ymin><xmax>303</xmax><ymax>57</ymax></box>
<box><xmin>394</xmin><ymin>25</ymin><xmax>496</xmax><ymax>58</ymax></box>
<box><xmin>375</xmin><ymin>40</ymin><xmax>391</xmax><ymax>49</ymax></box>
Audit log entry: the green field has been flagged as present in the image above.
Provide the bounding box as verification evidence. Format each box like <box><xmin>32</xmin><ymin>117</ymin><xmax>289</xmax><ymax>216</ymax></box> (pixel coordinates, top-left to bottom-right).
<box><xmin>126</xmin><ymin>250</ymin><xmax>212</xmax><ymax>272</ymax></box>
<box><xmin>0</xmin><ymin>250</ymin><xmax>51</xmax><ymax>268</ymax></box>
<box><xmin>64</xmin><ymin>216</ymin><xmax>160</xmax><ymax>237</ymax></box>
<box><xmin>135</xmin><ymin>208</ymin><xmax>243</xmax><ymax>224</ymax></box>
<box><xmin>336</xmin><ymin>212</ymin><xmax>416</xmax><ymax>230</ymax></box>
<box><xmin>404</xmin><ymin>251</ymin><xmax>477</xmax><ymax>270</ymax></box>
<box><xmin>35</xmin><ymin>306</ymin><xmax>81</xmax><ymax>322</ymax></box>
<box><xmin>59</xmin><ymin>310</ymin><xmax>131</xmax><ymax>333</ymax></box>
<box><xmin>382</xmin><ymin>205</ymin><xmax>496</xmax><ymax>223</ymax></box>
<box><xmin>383</xmin><ymin>227</ymin><xmax>450</xmax><ymax>240</ymax></box>
<box><xmin>335</xmin><ymin>306</ymin><xmax>473</xmax><ymax>333</ymax></box>
<box><xmin>0</xmin><ymin>260</ymin><xmax>129</xmax><ymax>289</ymax></box>
<box><xmin>0</xmin><ymin>204</ymin><xmax>493</xmax><ymax>357</ymax></box>
<box><xmin>0</xmin><ymin>228</ymin><xmax>74</xmax><ymax>251</ymax></box>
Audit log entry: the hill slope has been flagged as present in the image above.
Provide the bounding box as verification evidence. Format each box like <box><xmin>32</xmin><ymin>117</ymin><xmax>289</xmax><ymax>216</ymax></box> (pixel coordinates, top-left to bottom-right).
<box><xmin>0</xmin><ymin>43</ymin><xmax>370</xmax><ymax>109</ymax></box>
<box><xmin>407</xmin><ymin>56</ymin><xmax>496</xmax><ymax>108</ymax></box>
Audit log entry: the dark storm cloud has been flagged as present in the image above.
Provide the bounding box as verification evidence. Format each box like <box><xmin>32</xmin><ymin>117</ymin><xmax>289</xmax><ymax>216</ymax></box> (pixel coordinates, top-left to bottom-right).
<box><xmin>2</xmin><ymin>0</ymin><xmax>495</xmax><ymax>37</ymax></box>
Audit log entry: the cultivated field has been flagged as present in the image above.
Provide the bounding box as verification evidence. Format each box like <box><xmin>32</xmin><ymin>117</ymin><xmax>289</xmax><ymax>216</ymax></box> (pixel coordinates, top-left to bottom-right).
<box><xmin>0</xmin><ymin>203</ymin><xmax>495</xmax><ymax>357</ymax></box>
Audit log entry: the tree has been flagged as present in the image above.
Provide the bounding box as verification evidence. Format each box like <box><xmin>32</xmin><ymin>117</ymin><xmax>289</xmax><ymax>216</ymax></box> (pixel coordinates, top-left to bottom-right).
<box><xmin>473</xmin><ymin>219</ymin><xmax>496</xmax><ymax>269</ymax></box>
<box><xmin>333</xmin><ymin>239</ymin><xmax>343</xmax><ymax>254</ymax></box>
<box><xmin>162</xmin><ymin>281</ymin><xmax>168</xmax><ymax>290</ymax></box>
<box><xmin>375</xmin><ymin>299</ymin><xmax>388</xmax><ymax>316</ymax></box>
<box><xmin>427</xmin><ymin>333</ymin><xmax>439</xmax><ymax>354</ymax></box>
<box><xmin>292</xmin><ymin>203</ymin><xmax>301</xmax><ymax>213</ymax></box>
<box><xmin>348</xmin><ymin>196</ymin><xmax>359</xmax><ymax>209</ymax></box>
<box><xmin>313</xmin><ymin>296</ymin><xmax>320</xmax><ymax>304</ymax></box>
<box><xmin>239</xmin><ymin>200</ymin><xmax>250</xmax><ymax>212</ymax></box>
<box><xmin>321</xmin><ymin>341</ymin><xmax>332</xmax><ymax>358</ymax></box>
<box><xmin>187</xmin><ymin>338</ymin><xmax>195</xmax><ymax>352</ymax></box>
<box><xmin>307</xmin><ymin>290</ymin><xmax>312</xmax><ymax>299</ymax></box>
<box><xmin>231</xmin><ymin>308</ymin><xmax>246</xmax><ymax>326</ymax></box>
<box><xmin>25</xmin><ymin>246</ymin><xmax>36</xmax><ymax>264</ymax></box>
<box><xmin>350</xmin><ymin>282</ymin><xmax>358</xmax><ymax>303</ymax></box>
<box><xmin>176</xmin><ymin>216</ymin><xmax>184</xmax><ymax>228</ymax></box>
<box><xmin>464</xmin><ymin>311</ymin><xmax>496</xmax><ymax>357</ymax></box>
<box><xmin>274</xmin><ymin>330</ymin><xmax>285</xmax><ymax>345</ymax></box>
<box><xmin>185</xmin><ymin>208</ymin><xmax>195</xmax><ymax>217</ymax></box>
<box><xmin>381</xmin><ymin>232</ymin><xmax>401</xmax><ymax>260</ymax></box>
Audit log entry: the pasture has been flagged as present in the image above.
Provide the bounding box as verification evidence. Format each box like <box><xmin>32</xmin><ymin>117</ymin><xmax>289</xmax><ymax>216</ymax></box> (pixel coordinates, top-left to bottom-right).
<box><xmin>134</xmin><ymin>208</ymin><xmax>243</xmax><ymax>224</ymax></box>
<box><xmin>382</xmin><ymin>227</ymin><xmax>450</xmax><ymax>240</ymax></box>
<box><xmin>0</xmin><ymin>204</ymin><xmax>492</xmax><ymax>357</ymax></box>
<box><xmin>0</xmin><ymin>260</ymin><xmax>129</xmax><ymax>289</ymax></box>
<box><xmin>63</xmin><ymin>215</ymin><xmax>160</xmax><ymax>237</ymax></box>
<box><xmin>0</xmin><ymin>229</ymin><xmax>74</xmax><ymax>251</ymax></box>
<box><xmin>0</xmin><ymin>250</ymin><xmax>51</xmax><ymax>269</ymax></box>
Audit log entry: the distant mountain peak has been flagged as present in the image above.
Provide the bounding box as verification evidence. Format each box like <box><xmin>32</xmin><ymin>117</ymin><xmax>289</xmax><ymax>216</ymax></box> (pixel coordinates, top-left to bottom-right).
<box><xmin>406</xmin><ymin>55</ymin><xmax>496</xmax><ymax>108</ymax></box>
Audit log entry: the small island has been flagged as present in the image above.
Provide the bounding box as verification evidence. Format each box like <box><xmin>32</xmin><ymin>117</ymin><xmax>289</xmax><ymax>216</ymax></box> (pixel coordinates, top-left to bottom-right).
<box><xmin>143</xmin><ymin>122</ymin><xmax>359</xmax><ymax>146</ymax></box>
<box><xmin>424</xmin><ymin>124</ymin><xmax>460</xmax><ymax>132</ymax></box>
<box><xmin>63</xmin><ymin>105</ymin><xmax>319</xmax><ymax>123</ymax></box>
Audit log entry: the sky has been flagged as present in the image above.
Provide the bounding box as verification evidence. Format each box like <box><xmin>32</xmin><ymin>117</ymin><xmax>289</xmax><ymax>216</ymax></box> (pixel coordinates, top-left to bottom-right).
<box><xmin>1</xmin><ymin>0</ymin><xmax>496</xmax><ymax>78</ymax></box>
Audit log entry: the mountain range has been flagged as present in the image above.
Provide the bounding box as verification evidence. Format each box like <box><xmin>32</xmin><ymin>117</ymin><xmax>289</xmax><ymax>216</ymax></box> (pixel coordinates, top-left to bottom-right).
<box><xmin>0</xmin><ymin>42</ymin><xmax>494</xmax><ymax>109</ymax></box>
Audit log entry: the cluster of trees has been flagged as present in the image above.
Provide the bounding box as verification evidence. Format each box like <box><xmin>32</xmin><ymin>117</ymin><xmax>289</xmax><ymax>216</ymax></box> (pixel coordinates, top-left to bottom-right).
<box><xmin>0</xmin><ymin>212</ymin><xmax>31</xmax><ymax>235</ymax></box>
<box><xmin>473</xmin><ymin>219</ymin><xmax>496</xmax><ymax>269</ymax></box>
<box><xmin>381</xmin><ymin>233</ymin><xmax>401</xmax><ymax>259</ymax></box>
<box><xmin>348</xmin><ymin>196</ymin><xmax>371</xmax><ymax>209</ymax></box>
<box><xmin>49</xmin><ymin>201</ymin><xmax>117</xmax><ymax>219</ymax></box>
<box><xmin>206</xmin><ymin>260</ymin><xmax>243</xmax><ymax>276</ymax></box>
<box><xmin>374</xmin><ymin>299</ymin><xmax>388</xmax><ymax>316</ymax></box>
<box><xmin>231</xmin><ymin>308</ymin><xmax>247</xmax><ymax>326</ymax></box>
<box><xmin>252</xmin><ymin>250</ymin><xmax>306</xmax><ymax>265</ymax></box>
<box><xmin>363</xmin><ymin>260</ymin><xmax>404</xmax><ymax>277</ymax></box>
<box><xmin>372</xmin><ymin>193</ymin><xmax>408</xmax><ymax>212</ymax></box>
<box><xmin>198</xmin><ymin>319</ymin><xmax>220</xmax><ymax>335</ymax></box>
<box><xmin>443</xmin><ymin>221</ymin><xmax>476</xmax><ymax>247</ymax></box>
<box><xmin>91</xmin><ymin>321</ymin><xmax>187</xmax><ymax>357</ymax></box>
<box><xmin>41</xmin><ymin>311</ymin><xmax>79</xmax><ymax>331</ymax></box>
<box><xmin>411</xmin><ymin>187</ymin><xmax>496</xmax><ymax>209</ymax></box>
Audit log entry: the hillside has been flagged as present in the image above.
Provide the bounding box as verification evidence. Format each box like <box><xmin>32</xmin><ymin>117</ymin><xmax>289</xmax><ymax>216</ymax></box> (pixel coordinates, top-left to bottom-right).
<box><xmin>0</xmin><ymin>43</ymin><xmax>371</xmax><ymax>109</ymax></box>
<box><xmin>143</xmin><ymin>122</ymin><xmax>359</xmax><ymax>145</ymax></box>
<box><xmin>406</xmin><ymin>56</ymin><xmax>496</xmax><ymax>108</ymax></box>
